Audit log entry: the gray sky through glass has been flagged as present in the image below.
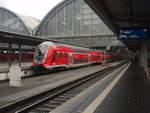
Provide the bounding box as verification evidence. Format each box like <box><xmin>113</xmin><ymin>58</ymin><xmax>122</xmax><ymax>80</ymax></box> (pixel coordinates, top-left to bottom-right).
<box><xmin>6</xmin><ymin>0</ymin><xmax>63</xmax><ymax>20</ymax></box>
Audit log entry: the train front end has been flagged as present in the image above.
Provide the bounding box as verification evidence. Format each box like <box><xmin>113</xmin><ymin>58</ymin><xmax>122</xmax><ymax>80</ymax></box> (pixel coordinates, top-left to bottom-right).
<box><xmin>32</xmin><ymin>43</ymin><xmax>49</xmax><ymax>72</ymax></box>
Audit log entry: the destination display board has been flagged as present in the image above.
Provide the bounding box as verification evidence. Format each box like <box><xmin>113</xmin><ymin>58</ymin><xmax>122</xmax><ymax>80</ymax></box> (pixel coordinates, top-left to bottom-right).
<box><xmin>118</xmin><ymin>28</ymin><xmax>148</xmax><ymax>40</ymax></box>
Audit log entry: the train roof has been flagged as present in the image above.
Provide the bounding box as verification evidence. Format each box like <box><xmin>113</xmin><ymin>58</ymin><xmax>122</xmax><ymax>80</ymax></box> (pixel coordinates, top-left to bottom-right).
<box><xmin>41</xmin><ymin>41</ymin><xmax>89</xmax><ymax>51</ymax></box>
<box><xmin>39</xmin><ymin>41</ymin><xmax>55</xmax><ymax>46</ymax></box>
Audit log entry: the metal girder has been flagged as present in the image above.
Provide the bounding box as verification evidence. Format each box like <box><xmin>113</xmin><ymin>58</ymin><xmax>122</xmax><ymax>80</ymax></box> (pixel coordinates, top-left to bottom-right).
<box><xmin>0</xmin><ymin>30</ymin><xmax>93</xmax><ymax>48</ymax></box>
<box><xmin>0</xmin><ymin>47</ymin><xmax>35</xmax><ymax>52</ymax></box>
<box><xmin>0</xmin><ymin>30</ymin><xmax>46</xmax><ymax>46</ymax></box>
<box><xmin>48</xmin><ymin>35</ymin><xmax>117</xmax><ymax>48</ymax></box>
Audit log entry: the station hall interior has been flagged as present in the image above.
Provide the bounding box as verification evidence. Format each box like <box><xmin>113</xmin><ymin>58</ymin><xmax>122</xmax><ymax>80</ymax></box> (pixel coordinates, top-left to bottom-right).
<box><xmin>0</xmin><ymin>0</ymin><xmax>150</xmax><ymax>113</ymax></box>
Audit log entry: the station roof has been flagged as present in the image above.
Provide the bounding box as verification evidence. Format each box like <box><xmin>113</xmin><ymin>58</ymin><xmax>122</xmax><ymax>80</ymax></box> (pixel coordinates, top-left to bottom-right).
<box><xmin>84</xmin><ymin>0</ymin><xmax>150</xmax><ymax>50</ymax></box>
<box><xmin>0</xmin><ymin>7</ymin><xmax>40</xmax><ymax>35</ymax></box>
<box><xmin>85</xmin><ymin>0</ymin><xmax>150</xmax><ymax>33</ymax></box>
<box><xmin>17</xmin><ymin>14</ymin><xmax>40</xmax><ymax>30</ymax></box>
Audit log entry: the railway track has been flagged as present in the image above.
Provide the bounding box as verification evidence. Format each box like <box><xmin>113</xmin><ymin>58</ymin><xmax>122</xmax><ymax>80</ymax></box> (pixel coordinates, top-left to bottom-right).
<box><xmin>0</xmin><ymin>62</ymin><xmax>126</xmax><ymax>113</ymax></box>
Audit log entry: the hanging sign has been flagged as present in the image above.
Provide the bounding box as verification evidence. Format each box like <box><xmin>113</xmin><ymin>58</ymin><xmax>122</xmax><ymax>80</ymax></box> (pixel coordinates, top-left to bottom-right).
<box><xmin>118</xmin><ymin>28</ymin><xmax>148</xmax><ymax>40</ymax></box>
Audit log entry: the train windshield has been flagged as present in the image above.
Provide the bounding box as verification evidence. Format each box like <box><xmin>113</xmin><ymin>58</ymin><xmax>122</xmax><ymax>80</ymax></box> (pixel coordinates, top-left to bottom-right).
<box><xmin>34</xmin><ymin>45</ymin><xmax>48</xmax><ymax>63</ymax></box>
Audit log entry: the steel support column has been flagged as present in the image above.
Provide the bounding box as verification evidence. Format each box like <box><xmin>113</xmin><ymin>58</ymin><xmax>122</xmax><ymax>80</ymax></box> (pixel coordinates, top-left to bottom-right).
<box><xmin>8</xmin><ymin>43</ymin><xmax>12</xmax><ymax>67</ymax></box>
<box><xmin>18</xmin><ymin>44</ymin><xmax>22</xmax><ymax>67</ymax></box>
<box><xmin>72</xmin><ymin>0</ymin><xmax>74</xmax><ymax>36</ymax></box>
<box><xmin>64</xmin><ymin>4</ymin><xmax>66</xmax><ymax>37</ymax></box>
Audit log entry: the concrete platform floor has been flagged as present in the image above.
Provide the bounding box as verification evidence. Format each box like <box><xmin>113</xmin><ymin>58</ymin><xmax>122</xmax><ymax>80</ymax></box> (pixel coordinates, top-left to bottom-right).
<box><xmin>50</xmin><ymin>63</ymin><xmax>128</xmax><ymax>113</ymax></box>
<box><xmin>94</xmin><ymin>63</ymin><xmax>150</xmax><ymax>113</ymax></box>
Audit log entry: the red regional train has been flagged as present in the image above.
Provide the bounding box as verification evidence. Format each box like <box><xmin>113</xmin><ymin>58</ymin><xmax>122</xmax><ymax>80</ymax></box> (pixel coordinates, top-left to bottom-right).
<box><xmin>0</xmin><ymin>52</ymin><xmax>34</xmax><ymax>62</ymax></box>
<box><xmin>32</xmin><ymin>41</ymin><xmax>112</xmax><ymax>72</ymax></box>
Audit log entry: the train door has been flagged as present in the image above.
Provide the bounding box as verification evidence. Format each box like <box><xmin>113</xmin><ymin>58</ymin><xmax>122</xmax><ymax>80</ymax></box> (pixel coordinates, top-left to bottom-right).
<box><xmin>69</xmin><ymin>53</ymin><xmax>73</xmax><ymax>65</ymax></box>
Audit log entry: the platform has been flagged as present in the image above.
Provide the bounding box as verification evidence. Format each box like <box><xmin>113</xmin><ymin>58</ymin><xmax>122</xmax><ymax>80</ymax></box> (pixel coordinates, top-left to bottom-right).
<box><xmin>50</xmin><ymin>62</ymin><xmax>150</xmax><ymax>113</ymax></box>
<box><xmin>0</xmin><ymin>62</ymin><xmax>118</xmax><ymax>108</ymax></box>
<box><xmin>93</xmin><ymin>63</ymin><xmax>150</xmax><ymax>113</ymax></box>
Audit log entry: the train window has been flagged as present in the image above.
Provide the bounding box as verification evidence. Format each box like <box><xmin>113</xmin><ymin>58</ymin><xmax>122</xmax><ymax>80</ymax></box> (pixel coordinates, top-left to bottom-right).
<box><xmin>52</xmin><ymin>52</ymin><xmax>57</xmax><ymax>61</ymax></box>
<box><xmin>77</xmin><ymin>59</ymin><xmax>79</xmax><ymax>63</ymax></box>
<box><xmin>79</xmin><ymin>59</ymin><xmax>81</xmax><ymax>63</ymax></box>
<box><xmin>60</xmin><ymin>52</ymin><xmax>62</xmax><ymax>58</ymax></box>
<box><xmin>82</xmin><ymin>59</ymin><xmax>84</xmax><ymax>63</ymax></box>
<box><xmin>34</xmin><ymin>45</ymin><xmax>48</xmax><ymax>62</ymax></box>
<box><xmin>83</xmin><ymin>59</ymin><xmax>85</xmax><ymax>63</ymax></box>
<box><xmin>74</xmin><ymin>59</ymin><xmax>77</xmax><ymax>64</ymax></box>
<box><xmin>64</xmin><ymin>53</ymin><xmax>67</xmax><ymax>57</ymax></box>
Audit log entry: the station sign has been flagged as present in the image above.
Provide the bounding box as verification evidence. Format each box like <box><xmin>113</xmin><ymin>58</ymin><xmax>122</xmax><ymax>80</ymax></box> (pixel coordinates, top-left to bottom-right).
<box><xmin>118</xmin><ymin>28</ymin><xmax>148</xmax><ymax>40</ymax></box>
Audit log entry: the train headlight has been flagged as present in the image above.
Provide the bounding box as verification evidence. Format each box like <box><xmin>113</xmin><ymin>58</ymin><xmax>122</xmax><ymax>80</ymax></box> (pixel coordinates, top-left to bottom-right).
<box><xmin>34</xmin><ymin>59</ymin><xmax>37</xmax><ymax>63</ymax></box>
<box><xmin>42</xmin><ymin>60</ymin><xmax>45</xmax><ymax>63</ymax></box>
